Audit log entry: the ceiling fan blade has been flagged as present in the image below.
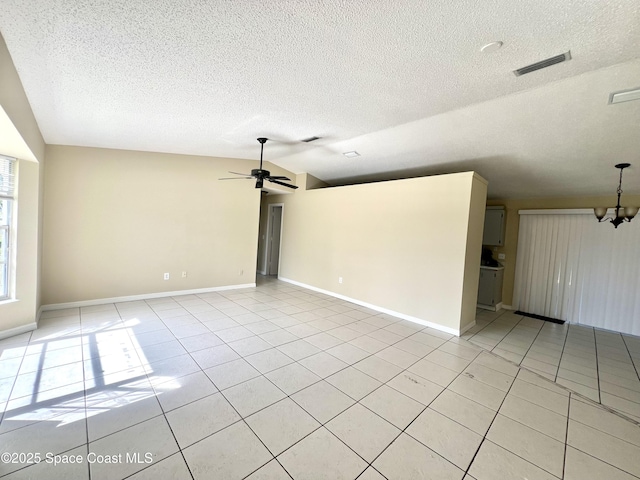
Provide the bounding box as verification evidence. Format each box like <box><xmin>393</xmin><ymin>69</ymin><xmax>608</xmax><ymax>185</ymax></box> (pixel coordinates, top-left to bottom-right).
<box><xmin>268</xmin><ymin>175</ymin><xmax>292</xmax><ymax>181</ymax></box>
<box><xmin>228</xmin><ymin>171</ymin><xmax>253</xmax><ymax>176</ymax></box>
<box><xmin>219</xmin><ymin>177</ymin><xmax>253</xmax><ymax>180</ymax></box>
<box><xmin>267</xmin><ymin>178</ymin><xmax>299</xmax><ymax>189</ymax></box>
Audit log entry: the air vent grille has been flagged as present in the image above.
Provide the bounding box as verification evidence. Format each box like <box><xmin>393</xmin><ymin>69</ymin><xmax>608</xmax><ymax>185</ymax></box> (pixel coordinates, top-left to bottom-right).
<box><xmin>513</xmin><ymin>51</ymin><xmax>571</xmax><ymax>77</ymax></box>
<box><xmin>301</xmin><ymin>136</ymin><xmax>320</xmax><ymax>143</ymax></box>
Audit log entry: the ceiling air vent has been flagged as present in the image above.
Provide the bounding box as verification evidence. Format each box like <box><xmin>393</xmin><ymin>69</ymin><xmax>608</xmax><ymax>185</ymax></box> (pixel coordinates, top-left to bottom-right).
<box><xmin>513</xmin><ymin>51</ymin><xmax>571</xmax><ymax>77</ymax></box>
<box><xmin>609</xmin><ymin>87</ymin><xmax>640</xmax><ymax>105</ymax></box>
<box><xmin>301</xmin><ymin>136</ymin><xmax>321</xmax><ymax>143</ymax></box>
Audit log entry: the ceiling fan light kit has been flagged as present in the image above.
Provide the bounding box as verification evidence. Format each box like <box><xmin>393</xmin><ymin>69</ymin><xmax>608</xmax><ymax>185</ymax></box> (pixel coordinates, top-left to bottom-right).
<box><xmin>218</xmin><ymin>138</ymin><xmax>298</xmax><ymax>190</ymax></box>
<box><xmin>594</xmin><ymin>163</ymin><xmax>638</xmax><ymax>228</ymax></box>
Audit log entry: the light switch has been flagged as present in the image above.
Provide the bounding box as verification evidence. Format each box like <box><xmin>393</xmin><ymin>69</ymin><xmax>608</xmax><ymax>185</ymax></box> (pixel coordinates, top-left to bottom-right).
<box><xmin>498</xmin><ymin>253</ymin><xmax>506</xmax><ymax>260</ymax></box>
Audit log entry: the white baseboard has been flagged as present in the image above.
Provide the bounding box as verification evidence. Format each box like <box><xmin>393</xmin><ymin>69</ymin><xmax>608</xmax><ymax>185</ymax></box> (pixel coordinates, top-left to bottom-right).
<box><xmin>459</xmin><ymin>320</ymin><xmax>477</xmax><ymax>335</ymax></box>
<box><xmin>257</xmin><ymin>269</ymin><xmax>267</xmax><ymax>276</ymax></box>
<box><xmin>0</xmin><ymin>322</ymin><xmax>37</xmax><ymax>341</ymax></box>
<box><xmin>278</xmin><ymin>277</ymin><xmax>462</xmax><ymax>336</ymax></box>
<box><xmin>477</xmin><ymin>302</ymin><xmax>506</xmax><ymax>312</ymax></box>
<box><xmin>502</xmin><ymin>304</ymin><xmax>514</xmax><ymax>310</ymax></box>
<box><xmin>40</xmin><ymin>283</ymin><xmax>257</xmax><ymax>311</ymax></box>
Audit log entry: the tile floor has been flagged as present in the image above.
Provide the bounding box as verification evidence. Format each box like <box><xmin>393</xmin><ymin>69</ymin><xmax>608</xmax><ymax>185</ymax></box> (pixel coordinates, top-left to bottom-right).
<box><xmin>0</xmin><ymin>276</ymin><xmax>638</xmax><ymax>479</ymax></box>
<box><xmin>464</xmin><ymin>309</ymin><xmax>640</xmax><ymax>419</ymax></box>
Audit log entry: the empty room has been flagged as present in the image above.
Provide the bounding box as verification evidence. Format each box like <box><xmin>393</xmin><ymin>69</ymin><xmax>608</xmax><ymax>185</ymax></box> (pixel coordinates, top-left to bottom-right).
<box><xmin>1</xmin><ymin>1</ymin><xmax>639</xmax><ymax>479</ymax></box>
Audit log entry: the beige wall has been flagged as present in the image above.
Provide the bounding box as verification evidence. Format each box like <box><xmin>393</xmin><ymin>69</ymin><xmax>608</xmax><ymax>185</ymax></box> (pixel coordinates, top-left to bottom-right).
<box><xmin>256</xmin><ymin>161</ymin><xmax>297</xmax><ymax>274</ymax></box>
<box><xmin>0</xmin><ymin>35</ymin><xmax>45</xmax><ymax>162</ymax></box>
<box><xmin>42</xmin><ymin>145</ymin><xmax>263</xmax><ymax>305</ymax></box>
<box><xmin>300</xmin><ymin>173</ymin><xmax>329</xmax><ymax>190</ymax></box>
<box><xmin>272</xmin><ymin>172</ymin><xmax>487</xmax><ymax>334</ymax></box>
<box><xmin>487</xmin><ymin>194</ymin><xmax>640</xmax><ymax>307</ymax></box>
<box><xmin>461</xmin><ymin>176</ymin><xmax>488</xmax><ymax>331</ymax></box>
<box><xmin>0</xmin><ymin>33</ymin><xmax>45</xmax><ymax>336</ymax></box>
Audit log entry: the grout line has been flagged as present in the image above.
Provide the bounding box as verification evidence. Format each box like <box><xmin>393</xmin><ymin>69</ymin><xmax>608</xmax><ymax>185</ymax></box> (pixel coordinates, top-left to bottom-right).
<box><xmin>0</xmin><ymin>443</ymin><xmax>90</xmax><ymax>479</ymax></box>
<box><xmin>164</xmin><ymin>290</ymin><xmax>452</xmax><ymax>476</ymax></box>
<box><xmin>554</xmin><ymin>322</ymin><xmax>573</xmax><ymax>385</ymax></box>
<box><xmin>514</xmin><ymin>317</ymin><xmax>548</xmax><ymax>370</ymax></box>
<box><xmin>79</xmin><ymin>308</ymin><xmax>91</xmax><ymax>480</ymax></box>
<box><xmin>3</xmin><ymin>276</ymin><xmax>640</xmax><ymax>479</ymax></box>
<box><xmin>620</xmin><ymin>334</ymin><xmax>640</xmax><ymax>383</ymax></box>
<box><xmin>563</xmin><ymin>392</ymin><xmax>572</xmax><ymax>479</ymax></box>
<box><xmin>462</xmin><ymin>363</ymin><xmax>530</xmax><ymax>478</ymax></box>
<box><xmin>593</xmin><ymin>328</ymin><xmax>602</xmax><ymax>404</ymax></box>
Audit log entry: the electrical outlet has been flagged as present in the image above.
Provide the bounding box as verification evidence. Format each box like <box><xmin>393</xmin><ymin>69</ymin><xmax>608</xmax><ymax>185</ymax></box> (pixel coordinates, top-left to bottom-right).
<box><xmin>338</xmin><ymin>277</ymin><xmax>343</xmax><ymax>284</ymax></box>
<box><xmin>163</xmin><ymin>273</ymin><xmax>170</xmax><ymax>280</ymax></box>
<box><xmin>182</xmin><ymin>271</ymin><xmax>187</xmax><ymax>278</ymax></box>
<box><xmin>498</xmin><ymin>253</ymin><xmax>506</xmax><ymax>260</ymax></box>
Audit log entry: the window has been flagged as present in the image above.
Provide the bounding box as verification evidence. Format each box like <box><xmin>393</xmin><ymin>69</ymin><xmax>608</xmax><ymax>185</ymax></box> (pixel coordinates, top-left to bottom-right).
<box><xmin>0</xmin><ymin>155</ymin><xmax>16</xmax><ymax>300</ymax></box>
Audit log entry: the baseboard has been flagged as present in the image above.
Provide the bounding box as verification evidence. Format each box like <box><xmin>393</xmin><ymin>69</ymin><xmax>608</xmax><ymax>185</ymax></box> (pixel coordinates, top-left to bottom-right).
<box><xmin>40</xmin><ymin>283</ymin><xmax>257</xmax><ymax>311</ymax></box>
<box><xmin>459</xmin><ymin>320</ymin><xmax>477</xmax><ymax>335</ymax></box>
<box><xmin>477</xmin><ymin>302</ymin><xmax>505</xmax><ymax>312</ymax></box>
<box><xmin>257</xmin><ymin>269</ymin><xmax>267</xmax><ymax>276</ymax></box>
<box><xmin>502</xmin><ymin>304</ymin><xmax>514</xmax><ymax>310</ymax></box>
<box><xmin>0</xmin><ymin>322</ymin><xmax>37</xmax><ymax>341</ymax></box>
<box><xmin>278</xmin><ymin>277</ymin><xmax>462</xmax><ymax>336</ymax></box>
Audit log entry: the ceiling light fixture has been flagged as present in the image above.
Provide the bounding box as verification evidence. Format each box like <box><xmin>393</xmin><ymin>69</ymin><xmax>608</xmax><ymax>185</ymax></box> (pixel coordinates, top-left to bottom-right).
<box><xmin>343</xmin><ymin>151</ymin><xmax>360</xmax><ymax>158</ymax></box>
<box><xmin>594</xmin><ymin>163</ymin><xmax>638</xmax><ymax>228</ymax></box>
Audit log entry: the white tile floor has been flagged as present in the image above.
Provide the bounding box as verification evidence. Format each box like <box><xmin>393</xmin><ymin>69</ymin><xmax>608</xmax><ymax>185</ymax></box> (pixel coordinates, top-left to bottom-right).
<box><xmin>464</xmin><ymin>308</ymin><xmax>640</xmax><ymax>419</ymax></box>
<box><xmin>0</xmin><ymin>276</ymin><xmax>638</xmax><ymax>479</ymax></box>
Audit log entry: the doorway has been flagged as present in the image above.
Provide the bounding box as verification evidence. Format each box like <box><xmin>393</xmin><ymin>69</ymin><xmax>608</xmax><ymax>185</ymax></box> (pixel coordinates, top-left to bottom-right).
<box><xmin>266</xmin><ymin>204</ymin><xmax>284</xmax><ymax>276</ymax></box>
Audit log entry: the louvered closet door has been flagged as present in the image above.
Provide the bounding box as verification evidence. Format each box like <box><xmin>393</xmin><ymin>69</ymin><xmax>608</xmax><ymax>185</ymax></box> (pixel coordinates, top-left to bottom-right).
<box><xmin>513</xmin><ymin>211</ymin><xmax>640</xmax><ymax>336</ymax></box>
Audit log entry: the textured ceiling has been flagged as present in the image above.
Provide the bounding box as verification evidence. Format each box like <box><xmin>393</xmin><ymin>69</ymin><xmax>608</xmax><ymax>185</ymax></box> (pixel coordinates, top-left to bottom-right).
<box><xmin>0</xmin><ymin>0</ymin><xmax>639</xmax><ymax>198</ymax></box>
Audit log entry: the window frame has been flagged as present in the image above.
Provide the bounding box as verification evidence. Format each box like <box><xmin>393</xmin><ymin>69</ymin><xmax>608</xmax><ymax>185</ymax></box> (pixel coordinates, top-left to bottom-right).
<box><xmin>0</xmin><ymin>155</ymin><xmax>16</xmax><ymax>301</ymax></box>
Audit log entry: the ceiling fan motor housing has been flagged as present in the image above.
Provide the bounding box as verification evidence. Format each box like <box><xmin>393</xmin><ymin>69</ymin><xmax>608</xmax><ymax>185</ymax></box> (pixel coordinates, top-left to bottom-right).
<box><xmin>251</xmin><ymin>169</ymin><xmax>270</xmax><ymax>178</ymax></box>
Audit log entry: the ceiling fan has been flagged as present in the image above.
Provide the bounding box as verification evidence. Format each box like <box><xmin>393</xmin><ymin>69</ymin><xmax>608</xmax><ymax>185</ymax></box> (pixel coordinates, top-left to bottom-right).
<box><xmin>219</xmin><ymin>138</ymin><xmax>298</xmax><ymax>189</ymax></box>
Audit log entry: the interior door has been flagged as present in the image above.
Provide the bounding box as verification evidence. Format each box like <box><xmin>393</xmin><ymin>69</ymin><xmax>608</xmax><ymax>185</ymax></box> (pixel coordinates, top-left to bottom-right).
<box><xmin>268</xmin><ymin>206</ymin><xmax>282</xmax><ymax>275</ymax></box>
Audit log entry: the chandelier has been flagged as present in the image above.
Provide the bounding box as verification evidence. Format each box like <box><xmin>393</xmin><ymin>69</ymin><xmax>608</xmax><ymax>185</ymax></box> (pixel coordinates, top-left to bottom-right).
<box><xmin>594</xmin><ymin>163</ymin><xmax>638</xmax><ymax>228</ymax></box>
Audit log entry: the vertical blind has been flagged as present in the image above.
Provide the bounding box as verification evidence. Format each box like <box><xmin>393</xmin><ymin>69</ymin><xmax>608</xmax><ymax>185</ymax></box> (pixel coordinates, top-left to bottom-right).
<box><xmin>514</xmin><ymin>210</ymin><xmax>640</xmax><ymax>336</ymax></box>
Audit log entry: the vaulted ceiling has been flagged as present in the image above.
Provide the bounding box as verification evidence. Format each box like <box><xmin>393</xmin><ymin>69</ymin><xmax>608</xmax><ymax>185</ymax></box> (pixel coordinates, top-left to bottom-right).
<box><xmin>1</xmin><ymin>0</ymin><xmax>639</xmax><ymax>198</ymax></box>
